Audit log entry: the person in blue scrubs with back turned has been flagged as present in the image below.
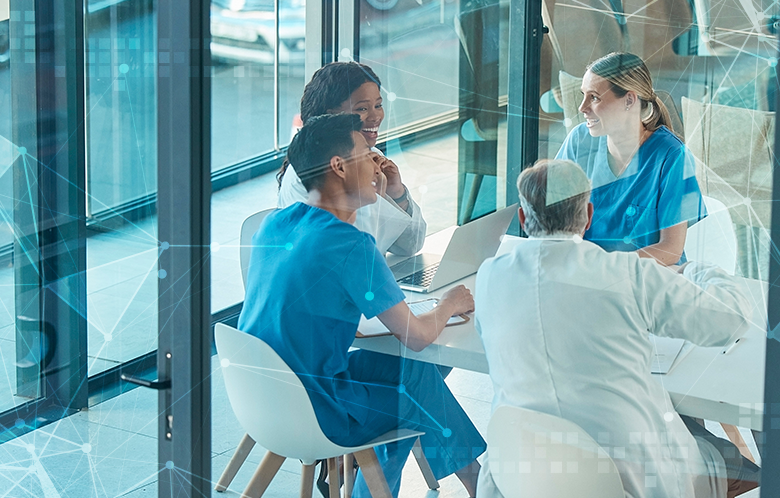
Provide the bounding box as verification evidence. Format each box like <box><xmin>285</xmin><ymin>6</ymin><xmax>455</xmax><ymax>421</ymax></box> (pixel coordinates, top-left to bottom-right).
<box><xmin>556</xmin><ymin>52</ymin><xmax>705</xmax><ymax>265</ymax></box>
<box><xmin>238</xmin><ymin>113</ymin><xmax>485</xmax><ymax>498</ymax></box>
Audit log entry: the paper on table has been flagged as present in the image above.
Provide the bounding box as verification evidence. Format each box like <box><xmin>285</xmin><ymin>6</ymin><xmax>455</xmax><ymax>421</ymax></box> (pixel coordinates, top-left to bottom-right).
<box><xmin>649</xmin><ymin>334</ymin><xmax>686</xmax><ymax>374</ymax></box>
<box><xmin>357</xmin><ymin>299</ymin><xmax>468</xmax><ymax>338</ymax></box>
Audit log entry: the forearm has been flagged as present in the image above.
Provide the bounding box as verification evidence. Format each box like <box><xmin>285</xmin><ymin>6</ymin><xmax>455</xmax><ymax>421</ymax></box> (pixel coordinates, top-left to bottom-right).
<box><xmin>636</xmin><ymin>242</ymin><xmax>682</xmax><ymax>266</ymax></box>
<box><xmin>397</xmin><ymin>302</ymin><xmax>456</xmax><ymax>352</ymax></box>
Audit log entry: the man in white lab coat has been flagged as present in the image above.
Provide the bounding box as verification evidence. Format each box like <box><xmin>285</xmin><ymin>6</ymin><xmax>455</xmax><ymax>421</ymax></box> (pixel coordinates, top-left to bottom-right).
<box><xmin>475</xmin><ymin>159</ymin><xmax>760</xmax><ymax>498</ymax></box>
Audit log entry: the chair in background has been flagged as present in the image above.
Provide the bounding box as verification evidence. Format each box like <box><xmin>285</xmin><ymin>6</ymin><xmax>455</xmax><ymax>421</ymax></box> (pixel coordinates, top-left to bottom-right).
<box><xmin>685</xmin><ymin>195</ymin><xmax>738</xmax><ymax>275</ymax></box>
<box><xmin>239</xmin><ymin>208</ymin><xmax>276</xmax><ymax>288</ymax></box>
<box><xmin>682</xmin><ymin>97</ymin><xmax>774</xmax><ymax>280</ymax></box>
<box><xmin>217</xmin><ymin>210</ymin><xmax>441</xmax><ymax>494</ymax></box>
<box><xmin>214</xmin><ymin>323</ymin><xmax>423</xmax><ymax>498</ymax></box>
<box><xmin>485</xmin><ymin>405</ymin><xmax>625</xmax><ymax>498</ymax></box>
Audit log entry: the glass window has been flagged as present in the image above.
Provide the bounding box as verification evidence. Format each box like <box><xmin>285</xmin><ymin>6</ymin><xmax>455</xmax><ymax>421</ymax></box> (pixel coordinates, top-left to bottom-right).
<box><xmin>84</xmin><ymin>0</ymin><xmax>158</xmax><ymax>375</ymax></box>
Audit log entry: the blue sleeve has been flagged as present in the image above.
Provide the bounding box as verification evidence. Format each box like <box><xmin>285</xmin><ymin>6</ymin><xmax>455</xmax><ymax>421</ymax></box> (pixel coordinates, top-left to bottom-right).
<box><xmin>342</xmin><ymin>234</ymin><xmax>405</xmax><ymax>318</ymax></box>
<box><xmin>657</xmin><ymin>143</ymin><xmax>706</xmax><ymax>230</ymax></box>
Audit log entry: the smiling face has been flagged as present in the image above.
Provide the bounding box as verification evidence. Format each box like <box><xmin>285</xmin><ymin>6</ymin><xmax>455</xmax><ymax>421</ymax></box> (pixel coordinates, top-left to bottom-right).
<box><xmin>344</xmin><ymin>131</ymin><xmax>381</xmax><ymax>207</ymax></box>
<box><xmin>578</xmin><ymin>70</ymin><xmax>634</xmax><ymax>138</ymax></box>
<box><xmin>332</xmin><ymin>82</ymin><xmax>384</xmax><ymax>148</ymax></box>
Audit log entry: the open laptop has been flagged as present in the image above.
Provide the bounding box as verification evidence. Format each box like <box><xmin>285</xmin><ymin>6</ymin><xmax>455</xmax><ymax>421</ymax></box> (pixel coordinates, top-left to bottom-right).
<box><xmin>390</xmin><ymin>204</ymin><xmax>518</xmax><ymax>293</ymax></box>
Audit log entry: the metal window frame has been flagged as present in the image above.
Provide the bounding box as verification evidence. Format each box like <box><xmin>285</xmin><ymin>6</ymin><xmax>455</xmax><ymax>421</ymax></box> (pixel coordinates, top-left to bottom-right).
<box><xmin>156</xmin><ymin>0</ymin><xmax>212</xmax><ymax>494</ymax></box>
<box><xmin>1</xmin><ymin>0</ymin><xmax>89</xmax><ymax>440</ymax></box>
<box><xmin>760</xmin><ymin>34</ymin><xmax>780</xmax><ymax>497</ymax></box>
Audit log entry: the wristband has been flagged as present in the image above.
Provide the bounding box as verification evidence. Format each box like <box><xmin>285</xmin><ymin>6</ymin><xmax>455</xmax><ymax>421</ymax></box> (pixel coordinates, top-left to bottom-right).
<box><xmin>391</xmin><ymin>187</ymin><xmax>408</xmax><ymax>204</ymax></box>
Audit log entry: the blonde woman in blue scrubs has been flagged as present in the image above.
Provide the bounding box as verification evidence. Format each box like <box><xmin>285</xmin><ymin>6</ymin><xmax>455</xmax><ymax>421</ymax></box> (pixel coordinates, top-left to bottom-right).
<box><xmin>556</xmin><ymin>52</ymin><xmax>705</xmax><ymax>265</ymax></box>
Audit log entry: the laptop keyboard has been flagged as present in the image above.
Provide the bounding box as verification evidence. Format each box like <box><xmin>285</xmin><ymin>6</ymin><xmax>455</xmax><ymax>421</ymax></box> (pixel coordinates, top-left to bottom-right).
<box><xmin>398</xmin><ymin>262</ymin><xmax>440</xmax><ymax>288</ymax></box>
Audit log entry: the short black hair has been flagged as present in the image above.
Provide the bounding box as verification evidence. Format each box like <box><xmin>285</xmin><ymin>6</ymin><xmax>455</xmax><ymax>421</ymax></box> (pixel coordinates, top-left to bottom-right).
<box><xmin>286</xmin><ymin>113</ymin><xmax>364</xmax><ymax>192</ymax></box>
<box><xmin>300</xmin><ymin>62</ymin><xmax>381</xmax><ymax>122</ymax></box>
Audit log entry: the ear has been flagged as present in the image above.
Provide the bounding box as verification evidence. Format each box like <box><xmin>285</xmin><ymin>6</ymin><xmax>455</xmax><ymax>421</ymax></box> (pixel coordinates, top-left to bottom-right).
<box><xmin>329</xmin><ymin>155</ymin><xmax>347</xmax><ymax>180</ymax></box>
<box><xmin>518</xmin><ymin>207</ymin><xmax>526</xmax><ymax>231</ymax></box>
<box><xmin>625</xmin><ymin>91</ymin><xmax>637</xmax><ymax>108</ymax></box>
<box><xmin>584</xmin><ymin>202</ymin><xmax>594</xmax><ymax>232</ymax></box>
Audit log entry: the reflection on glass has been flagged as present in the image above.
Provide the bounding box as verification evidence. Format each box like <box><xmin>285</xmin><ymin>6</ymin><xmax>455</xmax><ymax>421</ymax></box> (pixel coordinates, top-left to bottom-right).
<box><xmin>84</xmin><ymin>0</ymin><xmax>159</xmax><ymax>375</ymax></box>
<box><xmin>540</xmin><ymin>0</ymin><xmax>775</xmax><ymax>280</ymax></box>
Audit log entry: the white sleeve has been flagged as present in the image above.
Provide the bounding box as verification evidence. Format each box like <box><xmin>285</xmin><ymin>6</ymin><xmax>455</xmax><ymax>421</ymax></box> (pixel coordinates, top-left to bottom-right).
<box><xmin>277</xmin><ymin>164</ymin><xmax>308</xmax><ymax>208</ymax></box>
<box><xmin>635</xmin><ymin>259</ymin><xmax>750</xmax><ymax>347</ymax></box>
<box><xmin>385</xmin><ymin>194</ymin><xmax>426</xmax><ymax>256</ymax></box>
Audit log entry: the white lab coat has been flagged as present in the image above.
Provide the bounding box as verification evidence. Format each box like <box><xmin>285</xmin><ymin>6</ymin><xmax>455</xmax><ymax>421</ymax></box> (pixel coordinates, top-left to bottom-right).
<box><xmin>475</xmin><ymin>236</ymin><xmax>750</xmax><ymax>498</ymax></box>
<box><xmin>277</xmin><ymin>148</ymin><xmax>426</xmax><ymax>256</ymax></box>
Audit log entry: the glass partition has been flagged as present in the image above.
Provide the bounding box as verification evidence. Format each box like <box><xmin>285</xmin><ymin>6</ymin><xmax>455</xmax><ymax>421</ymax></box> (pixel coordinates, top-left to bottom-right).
<box><xmin>538</xmin><ymin>0</ymin><xmax>776</xmax><ymax>281</ymax></box>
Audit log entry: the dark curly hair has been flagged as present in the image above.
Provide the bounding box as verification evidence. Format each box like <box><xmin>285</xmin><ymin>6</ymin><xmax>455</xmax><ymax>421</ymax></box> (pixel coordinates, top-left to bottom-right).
<box><xmin>278</xmin><ymin>62</ymin><xmax>381</xmax><ymax>187</ymax></box>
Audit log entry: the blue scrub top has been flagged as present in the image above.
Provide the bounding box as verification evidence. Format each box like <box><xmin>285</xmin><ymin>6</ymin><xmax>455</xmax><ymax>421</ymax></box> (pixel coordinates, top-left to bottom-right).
<box><xmin>556</xmin><ymin>124</ymin><xmax>705</xmax><ymax>259</ymax></box>
<box><xmin>238</xmin><ymin>203</ymin><xmax>405</xmax><ymax>439</ymax></box>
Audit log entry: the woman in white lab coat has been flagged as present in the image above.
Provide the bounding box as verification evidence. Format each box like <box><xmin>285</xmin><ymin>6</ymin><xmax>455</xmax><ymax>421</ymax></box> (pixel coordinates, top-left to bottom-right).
<box><xmin>277</xmin><ymin>61</ymin><xmax>426</xmax><ymax>255</ymax></box>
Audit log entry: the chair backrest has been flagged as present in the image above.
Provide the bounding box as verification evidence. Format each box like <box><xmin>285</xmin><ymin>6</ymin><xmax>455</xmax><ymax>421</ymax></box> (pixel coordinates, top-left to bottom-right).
<box><xmin>240</xmin><ymin>209</ymin><xmax>276</xmax><ymax>288</ymax></box>
<box><xmin>487</xmin><ymin>405</ymin><xmax>625</xmax><ymax>498</ymax></box>
<box><xmin>685</xmin><ymin>195</ymin><xmax>738</xmax><ymax>275</ymax></box>
<box><xmin>214</xmin><ymin>323</ymin><xmax>344</xmax><ymax>464</ymax></box>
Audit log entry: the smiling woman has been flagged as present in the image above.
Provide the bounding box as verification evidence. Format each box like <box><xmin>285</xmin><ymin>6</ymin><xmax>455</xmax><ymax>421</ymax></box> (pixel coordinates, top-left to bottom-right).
<box><xmin>276</xmin><ymin>61</ymin><xmax>428</xmax><ymax>256</ymax></box>
<box><xmin>556</xmin><ymin>52</ymin><xmax>706</xmax><ymax>266</ymax></box>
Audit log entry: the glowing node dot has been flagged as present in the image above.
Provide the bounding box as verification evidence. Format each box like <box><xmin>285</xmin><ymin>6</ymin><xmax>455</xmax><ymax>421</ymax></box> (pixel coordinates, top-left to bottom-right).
<box><xmin>418</xmin><ymin>185</ymin><xmax>428</xmax><ymax>194</ymax></box>
<box><xmin>743</xmin><ymin>197</ymin><xmax>752</xmax><ymax>206</ymax></box>
<box><xmin>340</xmin><ymin>48</ymin><xmax>351</xmax><ymax>58</ymax></box>
<box><xmin>626</xmin><ymin>206</ymin><xmax>636</xmax><ymax>216</ymax></box>
<box><xmin>82</xmin><ymin>443</ymin><xmax>92</xmax><ymax>453</ymax></box>
<box><xmin>166</xmin><ymin>460</ymin><xmax>174</xmax><ymax>469</ymax></box>
<box><xmin>18</xmin><ymin>147</ymin><xmax>27</xmax><ymax>155</ymax></box>
<box><xmin>119</xmin><ymin>63</ymin><xmax>129</xmax><ymax>74</ymax></box>
<box><xmin>210</xmin><ymin>241</ymin><xmax>220</xmax><ymax>253</ymax></box>
<box><xmin>26</xmin><ymin>444</ymin><xmax>35</xmax><ymax>453</ymax></box>
<box><xmin>158</xmin><ymin>269</ymin><xmax>167</xmax><ymax>279</ymax></box>
<box><xmin>397</xmin><ymin>384</ymin><xmax>406</xmax><ymax>394</ymax></box>
<box><xmin>14</xmin><ymin>418</ymin><xmax>24</xmax><ymax>429</ymax></box>
<box><xmin>623</xmin><ymin>237</ymin><xmax>632</xmax><ymax>245</ymax></box>
<box><xmin>563</xmin><ymin>118</ymin><xmax>572</xmax><ymax>128</ymax></box>
<box><xmin>387</xmin><ymin>92</ymin><xmax>397</xmax><ymax>102</ymax></box>
<box><xmin>104</xmin><ymin>334</ymin><xmax>113</xmax><ymax>342</ymax></box>
<box><xmin>285</xmin><ymin>242</ymin><xmax>293</xmax><ymax>251</ymax></box>
<box><xmin>442</xmin><ymin>428</ymin><xmax>452</xmax><ymax>438</ymax></box>
<box><xmin>365</xmin><ymin>291</ymin><xmax>374</xmax><ymax>301</ymax></box>
<box><xmin>663</xmin><ymin>412</ymin><xmax>674</xmax><ymax>422</ymax></box>
<box><xmin>221</xmin><ymin>358</ymin><xmax>230</xmax><ymax>368</ymax></box>
<box><xmin>769</xmin><ymin>58</ymin><xmax>778</xmax><ymax>68</ymax></box>
<box><xmin>572</xmin><ymin>235</ymin><xmax>583</xmax><ymax>244</ymax></box>
<box><xmin>161</xmin><ymin>242</ymin><xmax>170</xmax><ymax>251</ymax></box>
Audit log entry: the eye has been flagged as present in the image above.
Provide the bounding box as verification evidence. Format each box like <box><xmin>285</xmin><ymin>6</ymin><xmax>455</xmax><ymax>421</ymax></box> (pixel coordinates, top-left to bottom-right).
<box><xmin>375</xmin><ymin>103</ymin><xmax>383</xmax><ymax>109</ymax></box>
<box><xmin>590</xmin><ymin>95</ymin><xmax>600</xmax><ymax>102</ymax></box>
<box><xmin>355</xmin><ymin>107</ymin><xmax>367</xmax><ymax>112</ymax></box>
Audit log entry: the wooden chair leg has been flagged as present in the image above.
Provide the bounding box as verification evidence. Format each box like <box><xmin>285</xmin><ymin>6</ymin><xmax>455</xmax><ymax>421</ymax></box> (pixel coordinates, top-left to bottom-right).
<box><xmin>353</xmin><ymin>448</ymin><xmax>392</xmax><ymax>498</ymax></box>
<box><xmin>243</xmin><ymin>451</ymin><xmax>286</xmax><ymax>498</ymax></box>
<box><xmin>721</xmin><ymin>423</ymin><xmax>756</xmax><ymax>463</ymax></box>
<box><xmin>300</xmin><ymin>463</ymin><xmax>316</xmax><ymax>498</ymax></box>
<box><xmin>327</xmin><ymin>458</ymin><xmax>340</xmax><ymax>498</ymax></box>
<box><xmin>343</xmin><ymin>453</ymin><xmax>355</xmax><ymax>498</ymax></box>
<box><xmin>215</xmin><ymin>433</ymin><xmax>256</xmax><ymax>492</ymax></box>
<box><xmin>411</xmin><ymin>437</ymin><xmax>439</xmax><ymax>490</ymax></box>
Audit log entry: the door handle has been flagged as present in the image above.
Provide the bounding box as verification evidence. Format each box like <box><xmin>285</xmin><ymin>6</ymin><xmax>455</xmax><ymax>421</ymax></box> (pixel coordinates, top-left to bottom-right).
<box><xmin>121</xmin><ymin>374</ymin><xmax>171</xmax><ymax>390</ymax></box>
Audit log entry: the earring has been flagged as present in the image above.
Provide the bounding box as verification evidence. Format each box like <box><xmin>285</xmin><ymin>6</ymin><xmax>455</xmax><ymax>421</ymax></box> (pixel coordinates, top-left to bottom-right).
<box><xmin>625</xmin><ymin>105</ymin><xmax>630</xmax><ymax>111</ymax></box>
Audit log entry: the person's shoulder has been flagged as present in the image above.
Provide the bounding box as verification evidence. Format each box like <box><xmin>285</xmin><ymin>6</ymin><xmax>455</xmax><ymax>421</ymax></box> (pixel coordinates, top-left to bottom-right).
<box><xmin>648</xmin><ymin>126</ymin><xmax>686</xmax><ymax>149</ymax></box>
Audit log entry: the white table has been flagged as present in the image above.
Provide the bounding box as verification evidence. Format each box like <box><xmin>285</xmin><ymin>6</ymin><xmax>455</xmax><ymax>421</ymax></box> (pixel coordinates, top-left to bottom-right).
<box><xmin>353</xmin><ymin>232</ymin><xmax>768</xmax><ymax>431</ymax></box>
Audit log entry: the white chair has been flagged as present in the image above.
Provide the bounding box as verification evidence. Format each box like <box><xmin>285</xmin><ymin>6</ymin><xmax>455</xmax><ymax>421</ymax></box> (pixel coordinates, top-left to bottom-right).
<box><xmin>220</xmin><ymin>209</ymin><xmax>441</xmax><ymax>493</ymax></box>
<box><xmin>485</xmin><ymin>405</ymin><xmax>625</xmax><ymax>498</ymax></box>
<box><xmin>214</xmin><ymin>323</ymin><xmax>423</xmax><ymax>498</ymax></box>
<box><xmin>684</xmin><ymin>195</ymin><xmax>738</xmax><ymax>275</ymax></box>
<box><xmin>239</xmin><ymin>208</ymin><xmax>276</xmax><ymax>288</ymax></box>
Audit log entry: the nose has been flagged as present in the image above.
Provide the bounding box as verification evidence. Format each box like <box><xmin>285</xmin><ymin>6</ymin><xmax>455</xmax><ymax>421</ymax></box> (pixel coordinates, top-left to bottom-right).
<box><xmin>366</xmin><ymin>105</ymin><xmax>382</xmax><ymax>124</ymax></box>
<box><xmin>578</xmin><ymin>96</ymin><xmax>588</xmax><ymax>114</ymax></box>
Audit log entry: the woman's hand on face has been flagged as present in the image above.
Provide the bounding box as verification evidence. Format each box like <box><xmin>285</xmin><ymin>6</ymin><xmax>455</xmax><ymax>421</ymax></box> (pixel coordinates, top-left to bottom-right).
<box><xmin>374</xmin><ymin>156</ymin><xmax>405</xmax><ymax>199</ymax></box>
<box><xmin>374</xmin><ymin>168</ymin><xmax>387</xmax><ymax>198</ymax></box>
